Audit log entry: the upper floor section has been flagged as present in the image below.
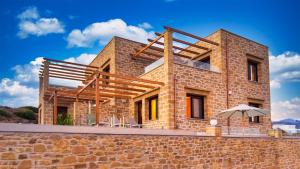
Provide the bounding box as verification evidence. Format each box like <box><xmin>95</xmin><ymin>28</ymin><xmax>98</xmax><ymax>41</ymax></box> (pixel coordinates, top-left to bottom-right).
<box><xmin>88</xmin><ymin>26</ymin><xmax>269</xmax><ymax>89</ymax></box>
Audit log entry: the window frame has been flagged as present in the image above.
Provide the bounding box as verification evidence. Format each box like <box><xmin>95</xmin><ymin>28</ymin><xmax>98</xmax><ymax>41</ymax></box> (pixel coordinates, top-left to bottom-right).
<box><xmin>248</xmin><ymin>102</ymin><xmax>262</xmax><ymax>123</ymax></box>
<box><xmin>247</xmin><ymin>59</ymin><xmax>259</xmax><ymax>82</ymax></box>
<box><xmin>186</xmin><ymin>94</ymin><xmax>205</xmax><ymax>119</ymax></box>
<box><xmin>102</xmin><ymin>64</ymin><xmax>110</xmax><ymax>85</ymax></box>
<box><xmin>148</xmin><ymin>95</ymin><xmax>159</xmax><ymax>121</ymax></box>
<box><xmin>199</xmin><ymin>56</ymin><xmax>210</xmax><ymax>64</ymax></box>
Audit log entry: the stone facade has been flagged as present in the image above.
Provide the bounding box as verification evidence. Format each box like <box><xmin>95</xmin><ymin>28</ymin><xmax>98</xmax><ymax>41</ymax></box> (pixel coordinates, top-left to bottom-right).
<box><xmin>0</xmin><ymin>131</ymin><xmax>300</xmax><ymax>169</ymax></box>
<box><xmin>39</xmin><ymin>29</ymin><xmax>271</xmax><ymax>133</ymax></box>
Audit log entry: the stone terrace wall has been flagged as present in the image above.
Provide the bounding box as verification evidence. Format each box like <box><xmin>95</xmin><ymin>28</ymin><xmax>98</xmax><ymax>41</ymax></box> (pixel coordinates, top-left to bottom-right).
<box><xmin>0</xmin><ymin>124</ymin><xmax>300</xmax><ymax>169</ymax></box>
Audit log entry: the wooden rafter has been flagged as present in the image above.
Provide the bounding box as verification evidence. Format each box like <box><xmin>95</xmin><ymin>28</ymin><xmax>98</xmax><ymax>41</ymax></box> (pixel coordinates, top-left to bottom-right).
<box><xmin>133</xmin><ymin>31</ymin><xmax>165</xmax><ymax>57</ymax></box>
<box><xmin>142</xmin><ymin>41</ymin><xmax>192</xmax><ymax>59</ymax></box>
<box><xmin>48</xmin><ymin>63</ymin><xmax>96</xmax><ymax>72</ymax></box>
<box><xmin>98</xmin><ymin>71</ymin><xmax>164</xmax><ymax>86</ymax></box>
<box><xmin>49</xmin><ymin>72</ymin><xmax>87</xmax><ymax>79</ymax></box>
<box><xmin>45</xmin><ymin>58</ymin><xmax>98</xmax><ymax>69</ymax></box>
<box><xmin>48</xmin><ymin>75</ymin><xmax>85</xmax><ymax>81</ymax></box>
<box><xmin>164</xmin><ymin>26</ymin><xmax>219</xmax><ymax>46</ymax></box>
<box><xmin>155</xmin><ymin>32</ymin><xmax>209</xmax><ymax>51</ymax></box>
<box><xmin>77</xmin><ymin>77</ymin><xmax>96</xmax><ymax>95</ymax></box>
<box><xmin>192</xmin><ymin>50</ymin><xmax>212</xmax><ymax>60</ymax></box>
<box><xmin>134</xmin><ymin>49</ymin><xmax>162</xmax><ymax>58</ymax></box>
<box><xmin>147</xmin><ymin>38</ymin><xmax>200</xmax><ymax>55</ymax></box>
<box><xmin>98</xmin><ymin>78</ymin><xmax>156</xmax><ymax>89</ymax></box>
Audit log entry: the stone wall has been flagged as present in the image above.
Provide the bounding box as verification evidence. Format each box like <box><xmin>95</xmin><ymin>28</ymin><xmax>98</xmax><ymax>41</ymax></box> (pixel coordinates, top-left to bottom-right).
<box><xmin>0</xmin><ymin>125</ymin><xmax>299</xmax><ymax>169</ymax></box>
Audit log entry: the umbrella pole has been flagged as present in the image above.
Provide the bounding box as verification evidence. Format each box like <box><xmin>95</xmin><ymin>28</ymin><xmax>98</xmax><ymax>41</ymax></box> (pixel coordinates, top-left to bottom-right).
<box><xmin>227</xmin><ymin>117</ymin><xmax>230</xmax><ymax>135</ymax></box>
<box><xmin>242</xmin><ymin>111</ymin><xmax>245</xmax><ymax>136</ymax></box>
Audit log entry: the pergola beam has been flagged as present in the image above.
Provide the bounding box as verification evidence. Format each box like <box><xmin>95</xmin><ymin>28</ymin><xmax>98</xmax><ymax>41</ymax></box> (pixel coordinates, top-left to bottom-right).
<box><xmin>48</xmin><ymin>75</ymin><xmax>85</xmax><ymax>81</ymax></box>
<box><xmin>134</xmin><ymin>49</ymin><xmax>163</xmax><ymax>58</ymax></box>
<box><xmin>133</xmin><ymin>31</ymin><xmax>165</xmax><ymax>57</ymax></box>
<box><xmin>98</xmin><ymin>78</ymin><xmax>156</xmax><ymax>89</ymax></box>
<box><xmin>164</xmin><ymin>26</ymin><xmax>219</xmax><ymax>46</ymax></box>
<box><xmin>98</xmin><ymin>71</ymin><xmax>164</xmax><ymax>86</ymax></box>
<box><xmin>192</xmin><ymin>50</ymin><xmax>212</xmax><ymax>60</ymax></box>
<box><xmin>77</xmin><ymin>77</ymin><xmax>96</xmax><ymax>95</ymax></box>
<box><xmin>44</xmin><ymin>58</ymin><xmax>99</xmax><ymax>69</ymax></box>
<box><xmin>155</xmin><ymin>32</ymin><xmax>209</xmax><ymax>51</ymax></box>
<box><xmin>142</xmin><ymin>42</ymin><xmax>192</xmax><ymax>59</ymax></box>
<box><xmin>48</xmin><ymin>63</ymin><xmax>96</xmax><ymax>72</ymax></box>
<box><xmin>147</xmin><ymin>38</ymin><xmax>200</xmax><ymax>55</ymax></box>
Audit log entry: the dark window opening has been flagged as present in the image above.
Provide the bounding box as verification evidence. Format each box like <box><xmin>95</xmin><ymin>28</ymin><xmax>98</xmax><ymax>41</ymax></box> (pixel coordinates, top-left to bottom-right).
<box><xmin>248</xmin><ymin>60</ymin><xmax>258</xmax><ymax>82</ymax></box>
<box><xmin>135</xmin><ymin>101</ymin><xmax>142</xmax><ymax>124</ymax></box>
<box><xmin>57</xmin><ymin>106</ymin><xmax>68</xmax><ymax>123</ymax></box>
<box><xmin>248</xmin><ymin>102</ymin><xmax>261</xmax><ymax>123</ymax></box>
<box><xmin>200</xmin><ymin>56</ymin><xmax>210</xmax><ymax>64</ymax></box>
<box><xmin>103</xmin><ymin>65</ymin><xmax>110</xmax><ymax>85</ymax></box>
<box><xmin>148</xmin><ymin>95</ymin><xmax>158</xmax><ymax>121</ymax></box>
<box><xmin>186</xmin><ymin>94</ymin><xmax>205</xmax><ymax>119</ymax></box>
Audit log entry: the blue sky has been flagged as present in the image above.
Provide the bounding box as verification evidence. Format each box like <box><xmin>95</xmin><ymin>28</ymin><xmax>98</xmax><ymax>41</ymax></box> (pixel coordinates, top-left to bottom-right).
<box><xmin>0</xmin><ymin>0</ymin><xmax>299</xmax><ymax>121</ymax></box>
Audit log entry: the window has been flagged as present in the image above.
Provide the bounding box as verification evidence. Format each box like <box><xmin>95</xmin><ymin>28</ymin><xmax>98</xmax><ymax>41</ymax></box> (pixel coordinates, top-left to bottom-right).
<box><xmin>186</xmin><ymin>94</ymin><xmax>205</xmax><ymax>119</ymax></box>
<box><xmin>103</xmin><ymin>65</ymin><xmax>110</xmax><ymax>85</ymax></box>
<box><xmin>200</xmin><ymin>56</ymin><xmax>210</xmax><ymax>64</ymax></box>
<box><xmin>248</xmin><ymin>60</ymin><xmax>258</xmax><ymax>82</ymax></box>
<box><xmin>248</xmin><ymin>102</ymin><xmax>261</xmax><ymax>123</ymax></box>
<box><xmin>148</xmin><ymin>95</ymin><xmax>158</xmax><ymax>121</ymax></box>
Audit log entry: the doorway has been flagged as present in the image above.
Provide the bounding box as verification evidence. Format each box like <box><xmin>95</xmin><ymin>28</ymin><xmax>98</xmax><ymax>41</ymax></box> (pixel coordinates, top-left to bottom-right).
<box><xmin>57</xmin><ymin>106</ymin><xmax>68</xmax><ymax>124</ymax></box>
<box><xmin>136</xmin><ymin>101</ymin><xmax>142</xmax><ymax>125</ymax></box>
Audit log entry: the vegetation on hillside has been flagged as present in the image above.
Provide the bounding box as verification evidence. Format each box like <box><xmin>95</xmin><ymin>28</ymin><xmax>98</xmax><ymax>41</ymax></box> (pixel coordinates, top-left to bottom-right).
<box><xmin>0</xmin><ymin>106</ymin><xmax>38</xmax><ymax>123</ymax></box>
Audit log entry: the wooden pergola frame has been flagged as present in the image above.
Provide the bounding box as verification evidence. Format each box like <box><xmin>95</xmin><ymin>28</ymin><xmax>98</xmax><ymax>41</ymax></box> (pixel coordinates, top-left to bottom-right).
<box><xmin>40</xmin><ymin>58</ymin><xmax>164</xmax><ymax>125</ymax></box>
<box><xmin>132</xmin><ymin>26</ymin><xmax>219</xmax><ymax>61</ymax></box>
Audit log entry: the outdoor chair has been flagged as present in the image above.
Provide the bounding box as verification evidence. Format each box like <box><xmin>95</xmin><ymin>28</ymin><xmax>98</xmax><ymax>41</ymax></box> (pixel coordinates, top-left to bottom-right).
<box><xmin>112</xmin><ymin>117</ymin><xmax>123</xmax><ymax>127</ymax></box>
<box><xmin>87</xmin><ymin>114</ymin><xmax>96</xmax><ymax>126</ymax></box>
<box><xmin>127</xmin><ymin>118</ymin><xmax>142</xmax><ymax>128</ymax></box>
<box><xmin>98</xmin><ymin>120</ymin><xmax>110</xmax><ymax>127</ymax></box>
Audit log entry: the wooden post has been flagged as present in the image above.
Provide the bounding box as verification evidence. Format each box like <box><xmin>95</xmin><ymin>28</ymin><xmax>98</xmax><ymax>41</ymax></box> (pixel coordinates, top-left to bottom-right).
<box><xmin>73</xmin><ymin>97</ymin><xmax>78</xmax><ymax>125</ymax></box>
<box><xmin>95</xmin><ymin>74</ymin><xmax>100</xmax><ymax>125</ymax></box>
<box><xmin>43</xmin><ymin>61</ymin><xmax>49</xmax><ymax>89</ymax></box>
<box><xmin>53</xmin><ymin>90</ymin><xmax>57</xmax><ymax>125</ymax></box>
<box><xmin>164</xmin><ymin>29</ymin><xmax>175</xmax><ymax>129</ymax></box>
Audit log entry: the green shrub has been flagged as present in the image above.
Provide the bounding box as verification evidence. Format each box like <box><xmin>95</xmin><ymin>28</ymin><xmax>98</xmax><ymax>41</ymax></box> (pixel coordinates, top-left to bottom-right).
<box><xmin>0</xmin><ymin>109</ymin><xmax>11</xmax><ymax>117</ymax></box>
<box><xmin>57</xmin><ymin>113</ymin><xmax>73</xmax><ymax>125</ymax></box>
<box><xmin>19</xmin><ymin>106</ymin><xmax>38</xmax><ymax>113</ymax></box>
<box><xmin>15</xmin><ymin>111</ymin><xmax>36</xmax><ymax>120</ymax></box>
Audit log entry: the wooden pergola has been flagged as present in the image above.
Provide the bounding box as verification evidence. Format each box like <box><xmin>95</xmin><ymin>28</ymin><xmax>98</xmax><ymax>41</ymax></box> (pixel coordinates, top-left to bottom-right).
<box><xmin>132</xmin><ymin>26</ymin><xmax>219</xmax><ymax>61</ymax></box>
<box><xmin>40</xmin><ymin>58</ymin><xmax>164</xmax><ymax>125</ymax></box>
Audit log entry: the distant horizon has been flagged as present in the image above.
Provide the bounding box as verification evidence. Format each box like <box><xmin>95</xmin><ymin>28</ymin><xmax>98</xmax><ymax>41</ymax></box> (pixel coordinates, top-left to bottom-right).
<box><xmin>1</xmin><ymin>0</ymin><xmax>300</xmax><ymax>121</ymax></box>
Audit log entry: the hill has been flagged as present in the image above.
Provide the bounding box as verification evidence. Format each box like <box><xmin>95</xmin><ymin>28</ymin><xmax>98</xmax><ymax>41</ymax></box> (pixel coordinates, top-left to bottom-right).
<box><xmin>273</xmin><ymin>118</ymin><xmax>300</xmax><ymax>129</ymax></box>
<box><xmin>0</xmin><ymin>106</ymin><xmax>38</xmax><ymax>124</ymax></box>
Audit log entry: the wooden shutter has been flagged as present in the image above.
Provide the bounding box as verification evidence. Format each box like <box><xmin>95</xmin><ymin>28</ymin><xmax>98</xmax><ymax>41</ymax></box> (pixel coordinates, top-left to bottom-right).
<box><xmin>151</xmin><ymin>99</ymin><xmax>157</xmax><ymax>121</ymax></box>
<box><xmin>186</xmin><ymin>96</ymin><xmax>191</xmax><ymax>118</ymax></box>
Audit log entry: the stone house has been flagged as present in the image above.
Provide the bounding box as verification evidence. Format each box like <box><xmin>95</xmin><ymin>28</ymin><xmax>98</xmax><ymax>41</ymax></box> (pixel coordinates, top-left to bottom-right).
<box><xmin>38</xmin><ymin>26</ymin><xmax>271</xmax><ymax>133</ymax></box>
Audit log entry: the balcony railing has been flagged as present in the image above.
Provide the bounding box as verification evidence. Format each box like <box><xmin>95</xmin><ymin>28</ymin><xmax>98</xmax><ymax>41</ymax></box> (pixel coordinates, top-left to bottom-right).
<box><xmin>144</xmin><ymin>56</ymin><xmax>220</xmax><ymax>73</ymax></box>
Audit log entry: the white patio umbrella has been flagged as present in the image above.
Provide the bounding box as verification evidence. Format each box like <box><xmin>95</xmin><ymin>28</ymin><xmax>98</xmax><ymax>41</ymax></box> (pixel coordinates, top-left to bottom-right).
<box><xmin>218</xmin><ymin>104</ymin><xmax>269</xmax><ymax>135</ymax></box>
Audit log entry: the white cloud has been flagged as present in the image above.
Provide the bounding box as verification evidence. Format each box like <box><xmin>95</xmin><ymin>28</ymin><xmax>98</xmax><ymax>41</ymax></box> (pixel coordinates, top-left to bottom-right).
<box><xmin>269</xmin><ymin>52</ymin><xmax>300</xmax><ymax>89</ymax></box>
<box><xmin>138</xmin><ymin>22</ymin><xmax>152</xmax><ymax>29</ymax></box>
<box><xmin>64</xmin><ymin>53</ymin><xmax>96</xmax><ymax>65</ymax></box>
<box><xmin>0</xmin><ymin>78</ymin><xmax>38</xmax><ymax>97</ymax></box>
<box><xmin>0</xmin><ymin>78</ymin><xmax>38</xmax><ymax>107</ymax></box>
<box><xmin>270</xmin><ymin>79</ymin><xmax>281</xmax><ymax>89</ymax></box>
<box><xmin>12</xmin><ymin>57</ymin><xmax>43</xmax><ymax>83</ymax></box>
<box><xmin>272</xmin><ymin>97</ymin><xmax>300</xmax><ymax>121</ymax></box>
<box><xmin>67</xmin><ymin>18</ymin><xmax>155</xmax><ymax>47</ymax></box>
<box><xmin>17</xmin><ymin>7</ymin><xmax>65</xmax><ymax>39</ymax></box>
<box><xmin>0</xmin><ymin>53</ymin><xmax>95</xmax><ymax>107</ymax></box>
<box><xmin>17</xmin><ymin>6</ymin><xmax>39</xmax><ymax>20</ymax></box>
